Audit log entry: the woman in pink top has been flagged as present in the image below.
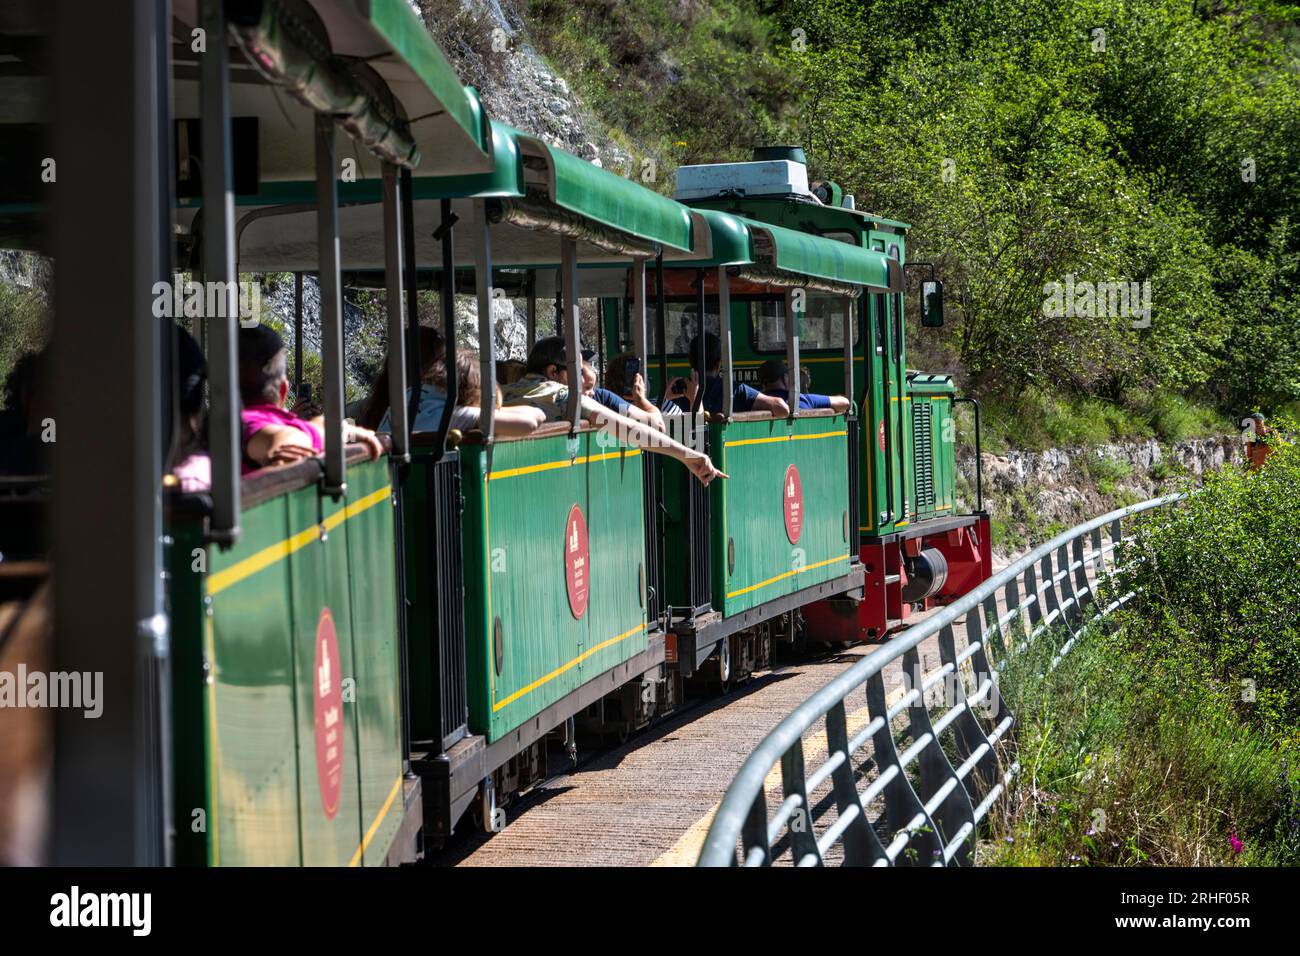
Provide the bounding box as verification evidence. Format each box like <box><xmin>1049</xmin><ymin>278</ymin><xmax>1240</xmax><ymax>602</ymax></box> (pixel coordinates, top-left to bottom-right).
<box><xmin>238</xmin><ymin>324</ymin><xmax>382</xmax><ymax>472</ymax></box>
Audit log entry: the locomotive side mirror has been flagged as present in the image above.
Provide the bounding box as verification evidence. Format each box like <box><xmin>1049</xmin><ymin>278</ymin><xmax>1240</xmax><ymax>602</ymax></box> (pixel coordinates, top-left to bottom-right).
<box><xmin>921</xmin><ymin>279</ymin><xmax>945</xmax><ymax>328</ymax></box>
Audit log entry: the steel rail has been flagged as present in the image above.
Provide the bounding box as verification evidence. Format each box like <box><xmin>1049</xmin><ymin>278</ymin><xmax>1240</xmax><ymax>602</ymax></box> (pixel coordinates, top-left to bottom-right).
<box><xmin>697</xmin><ymin>493</ymin><xmax>1185</xmax><ymax>867</ymax></box>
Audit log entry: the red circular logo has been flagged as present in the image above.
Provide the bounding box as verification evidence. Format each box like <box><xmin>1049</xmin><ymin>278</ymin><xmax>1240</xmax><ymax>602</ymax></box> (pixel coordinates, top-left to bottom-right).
<box><xmin>313</xmin><ymin>608</ymin><xmax>344</xmax><ymax>819</ymax></box>
<box><xmin>564</xmin><ymin>504</ymin><xmax>590</xmax><ymax>619</ymax></box>
<box><xmin>878</xmin><ymin>419</ymin><xmax>887</xmax><ymax>453</ymax></box>
<box><xmin>783</xmin><ymin>464</ymin><xmax>804</xmax><ymax>544</ymax></box>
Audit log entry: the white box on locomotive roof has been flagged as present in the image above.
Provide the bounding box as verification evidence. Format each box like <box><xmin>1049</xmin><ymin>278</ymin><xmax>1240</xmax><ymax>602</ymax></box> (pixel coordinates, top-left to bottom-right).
<box><xmin>674</xmin><ymin>160</ymin><xmax>810</xmax><ymax>201</ymax></box>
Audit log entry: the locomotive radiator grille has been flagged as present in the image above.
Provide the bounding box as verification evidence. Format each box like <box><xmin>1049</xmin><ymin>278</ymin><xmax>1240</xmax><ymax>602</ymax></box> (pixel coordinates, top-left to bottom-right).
<box><xmin>912</xmin><ymin>401</ymin><xmax>935</xmax><ymax>517</ymax></box>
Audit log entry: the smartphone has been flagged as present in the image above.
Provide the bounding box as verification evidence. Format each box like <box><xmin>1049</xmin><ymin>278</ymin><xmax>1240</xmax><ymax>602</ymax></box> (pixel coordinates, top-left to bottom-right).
<box><xmin>624</xmin><ymin>356</ymin><xmax>641</xmax><ymax>380</ymax></box>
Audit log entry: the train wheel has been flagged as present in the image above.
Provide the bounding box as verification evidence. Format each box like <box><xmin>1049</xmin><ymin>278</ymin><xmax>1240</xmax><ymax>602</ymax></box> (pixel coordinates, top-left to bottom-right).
<box><xmin>474</xmin><ymin>777</ymin><xmax>506</xmax><ymax>834</ymax></box>
<box><xmin>717</xmin><ymin>636</ymin><xmax>732</xmax><ymax>693</ymax></box>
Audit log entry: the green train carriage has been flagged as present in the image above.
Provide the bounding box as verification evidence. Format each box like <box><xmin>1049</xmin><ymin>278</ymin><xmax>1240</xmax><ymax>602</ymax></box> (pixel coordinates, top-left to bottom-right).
<box><xmin>206</xmin><ymin>107</ymin><xmax>714</xmax><ymax>839</ymax></box>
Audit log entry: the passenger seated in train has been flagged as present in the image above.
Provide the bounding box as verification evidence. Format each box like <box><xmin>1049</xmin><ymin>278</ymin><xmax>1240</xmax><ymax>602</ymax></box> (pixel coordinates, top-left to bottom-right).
<box><xmin>0</xmin><ymin>347</ymin><xmax>51</xmax><ymax>477</ymax></box>
<box><xmin>665</xmin><ymin>333</ymin><xmax>789</xmax><ymax>418</ymax></box>
<box><xmin>358</xmin><ymin>326</ymin><xmax>445</xmax><ymax>431</ymax></box>
<box><xmin>166</xmin><ymin>327</ymin><xmax>212</xmax><ymax>493</ymax></box>
<box><xmin>442</xmin><ymin>352</ymin><xmax>544</xmax><ymax>438</ymax></box>
<box><xmin>756</xmin><ymin>359</ymin><xmax>850</xmax><ymax>413</ymax></box>
<box><xmin>602</xmin><ymin>351</ymin><xmax>668</xmax><ymax>430</ymax></box>
<box><xmin>581</xmin><ymin>357</ymin><xmax>667</xmax><ymax>432</ymax></box>
<box><xmin>238</xmin><ymin>324</ymin><xmax>384</xmax><ymax>472</ymax></box>
<box><xmin>502</xmin><ymin>336</ymin><xmax>726</xmax><ymax>485</ymax></box>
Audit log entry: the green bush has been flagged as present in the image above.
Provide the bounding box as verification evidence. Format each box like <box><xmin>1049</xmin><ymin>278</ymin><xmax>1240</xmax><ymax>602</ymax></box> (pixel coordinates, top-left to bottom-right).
<box><xmin>988</xmin><ymin>430</ymin><xmax>1300</xmax><ymax>864</ymax></box>
<box><xmin>990</xmin><ymin>628</ymin><xmax>1299</xmax><ymax>865</ymax></box>
<box><xmin>1121</xmin><ymin>429</ymin><xmax>1300</xmax><ymax>737</ymax></box>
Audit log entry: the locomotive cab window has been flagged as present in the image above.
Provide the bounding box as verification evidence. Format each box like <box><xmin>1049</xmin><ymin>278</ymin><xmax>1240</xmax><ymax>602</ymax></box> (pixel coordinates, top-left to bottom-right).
<box><xmin>664</xmin><ymin>300</ymin><xmax>723</xmax><ymax>354</ymax></box>
<box><xmin>750</xmin><ymin>294</ymin><xmax>855</xmax><ymax>353</ymax></box>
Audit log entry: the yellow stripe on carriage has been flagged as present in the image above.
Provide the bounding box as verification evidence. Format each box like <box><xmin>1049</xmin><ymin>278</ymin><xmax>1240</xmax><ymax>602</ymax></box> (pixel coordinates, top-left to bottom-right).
<box><xmin>488</xmin><ymin>448</ymin><xmax>641</xmax><ymax>481</ymax></box>
<box><xmin>723</xmin><ymin>429</ymin><xmax>846</xmax><ymax>449</ymax></box>
<box><xmin>205</xmin><ymin>484</ymin><xmax>393</xmax><ymax>596</ymax></box>
<box><xmin>492</xmin><ymin>622</ymin><xmax>647</xmax><ymax>712</ymax></box>
<box><xmin>725</xmin><ymin>554</ymin><xmax>850</xmax><ymax>599</ymax></box>
<box><xmin>348</xmin><ymin>775</ymin><xmax>403</xmax><ymax>867</ymax></box>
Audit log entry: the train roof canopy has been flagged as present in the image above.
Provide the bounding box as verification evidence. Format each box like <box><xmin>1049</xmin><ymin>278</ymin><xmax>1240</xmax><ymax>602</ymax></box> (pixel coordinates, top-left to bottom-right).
<box><xmin>656</xmin><ymin>209</ymin><xmax>896</xmax><ymax>295</ymax></box>
<box><xmin>221</xmin><ymin>121</ymin><xmax>700</xmax><ymax>275</ymax></box>
<box><xmin>741</xmin><ymin>216</ymin><xmax>893</xmax><ymax>292</ymax></box>
<box><xmin>169</xmin><ymin>0</ymin><xmax>494</xmax><ymax>178</ymax></box>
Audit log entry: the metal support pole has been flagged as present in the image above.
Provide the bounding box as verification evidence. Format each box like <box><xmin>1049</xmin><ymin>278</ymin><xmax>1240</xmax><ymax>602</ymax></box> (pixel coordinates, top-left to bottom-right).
<box><xmin>554</xmin><ymin>266</ymin><xmax>563</xmax><ymax>337</ymax></box>
<box><xmin>315</xmin><ymin>113</ymin><xmax>346</xmax><ymax>496</ymax></box>
<box><xmin>526</xmin><ymin>269</ymin><xmax>538</xmax><ymax>350</ymax></box>
<box><xmin>381</xmin><ymin>162</ymin><xmax>408</xmax><ymax>459</ymax></box>
<box><xmin>784</xmin><ymin>288</ymin><xmax>802</xmax><ymax>418</ymax></box>
<box><xmin>654</xmin><ymin>251</ymin><xmax>667</xmax><ymax>406</ymax></box>
<box><xmin>844</xmin><ymin>295</ymin><xmax>855</xmax><ymax>409</ymax></box>
<box><xmin>52</xmin><ymin>0</ymin><xmax>171</xmax><ymax>865</ymax></box>
<box><xmin>630</xmin><ymin>258</ymin><xmax>648</xmax><ymax>373</ymax></box>
<box><xmin>293</xmin><ymin>271</ymin><xmax>304</xmax><ymax>398</ymax></box>
<box><xmin>430</xmin><ymin>196</ymin><xmax>458</xmax><ymax>460</ymax></box>
<box><xmin>718</xmin><ymin>266</ymin><xmax>734</xmax><ymax>419</ymax></box>
<box><xmin>200</xmin><ymin>0</ymin><xmax>240</xmax><ymax>543</ymax></box>
<box><xmin>401</xmin><ymin>168</ymin><xmax>424</xmax><ymax>443</ymax></box>
<box><xmin>954</xmin><ymin>396</ymin><xmax>983</xmax><ymax>512</ymax></box>
<box><xmin>474</xmin><ymin>199</ymin><xmax>497</xmax><ymax>442</ymax></box>
<box><xmin>560</xmin><ymin>237</ymin><xmax>582</xmax><ymax>431</ymax></box>
<box><xmin>691</xmin><ymin>269</ymin><xmax>706</xmax><ymax>417</ymax></box>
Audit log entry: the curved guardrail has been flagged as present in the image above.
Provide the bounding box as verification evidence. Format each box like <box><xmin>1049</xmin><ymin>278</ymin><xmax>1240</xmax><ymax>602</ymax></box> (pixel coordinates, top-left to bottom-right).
<box><xmin>697</xmin><ymin>493</ymin><xmax>1185</xmax><ymax>867</ymax></box>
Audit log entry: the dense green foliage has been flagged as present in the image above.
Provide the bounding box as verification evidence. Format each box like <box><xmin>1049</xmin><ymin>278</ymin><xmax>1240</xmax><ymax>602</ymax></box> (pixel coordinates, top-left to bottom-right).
<box><xmin>527</xmin><ymin>0</ymin><xmax>792</xmax><ymax>163</ymax></box>
<box><xmin>989</xmin><ymin>435</ymin><xmax>1300</xmax><ymax>865</ymax></box>
<box><xmin>529</xmin><ymin>0</ymin><xmax>1300</xmax><ymax>423</ymax></box>
<box><xmin>990</xmin><ymin>627</ymin><xmax>1300</xmax><ymax>865</ymax></box>
<box><xmin>0</xmin><ymin>280</ymin><xmax>49</xmax><ymax>397</ymax></box>
<box><xmin>1123</xmin><ymin>427</ymin><xmax>1300</xmax><ymax>736</ymax></box>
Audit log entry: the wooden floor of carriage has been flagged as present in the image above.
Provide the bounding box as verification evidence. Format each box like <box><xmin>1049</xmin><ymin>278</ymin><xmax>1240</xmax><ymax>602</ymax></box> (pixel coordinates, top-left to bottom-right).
<box><xmin>440</xmin><ymin>567</ymin><xmax>1040</xmax><ymax>867</ymax></box>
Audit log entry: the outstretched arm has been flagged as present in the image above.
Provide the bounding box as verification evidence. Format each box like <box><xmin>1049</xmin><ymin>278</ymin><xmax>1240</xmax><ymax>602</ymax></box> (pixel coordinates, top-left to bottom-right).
<box><xmin>582</xmin><ymin>399</ymin><xmax>726</xmax><ymax>485</ymax></box>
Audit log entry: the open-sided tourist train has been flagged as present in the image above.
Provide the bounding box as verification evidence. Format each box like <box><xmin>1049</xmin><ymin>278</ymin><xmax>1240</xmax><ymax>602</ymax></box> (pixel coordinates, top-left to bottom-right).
<box><xmin>0</xmin><ymin>0</ymin><xmax>990</xmax><ymax>864</ymax></box>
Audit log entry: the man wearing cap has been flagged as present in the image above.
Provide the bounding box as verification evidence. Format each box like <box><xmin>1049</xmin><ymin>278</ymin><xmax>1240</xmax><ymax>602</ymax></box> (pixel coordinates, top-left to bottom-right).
<box><xmin>502</xmin><ymin>336</ymin><xmax>725</xmax><ymax>486</ymax></box>
<box><xmin>757</xmin><ymin>358</ymin><xmax>850</xmax><ymax>413</ymax></box>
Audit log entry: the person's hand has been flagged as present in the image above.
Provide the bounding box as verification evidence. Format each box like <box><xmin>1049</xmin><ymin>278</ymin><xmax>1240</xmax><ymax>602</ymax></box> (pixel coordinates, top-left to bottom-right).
<box><xmin>266</xmin><ymin>442</ymin><xmax>317</xmax><ymax>466</ymax></box>
<box><xmin>684</xmin><ymin>453</ymin><xmax>728</xmax><ymax>486</ymax></box>
<box><xmin>632</xmin><ymin>373</ymin><xmax>648</xmax><ymax>403</ymax></box>
<box><xmin>684</xmin><ymin>371</ymin><xmax>700</xmax><ymax>408</ymax></box>
<box><xmin>345</xmin><ymin>424</ymin><xmax>384</xmax><ymax>461</ymax></box>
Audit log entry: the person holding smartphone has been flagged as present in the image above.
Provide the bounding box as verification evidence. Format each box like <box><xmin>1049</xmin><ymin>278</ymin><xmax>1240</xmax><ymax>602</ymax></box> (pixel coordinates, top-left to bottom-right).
<box><xmin>604</xmin><ymin>351</ymin><xmax>667</xmax><ymax>430</ymax></box>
